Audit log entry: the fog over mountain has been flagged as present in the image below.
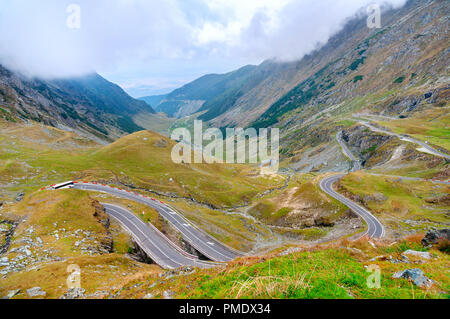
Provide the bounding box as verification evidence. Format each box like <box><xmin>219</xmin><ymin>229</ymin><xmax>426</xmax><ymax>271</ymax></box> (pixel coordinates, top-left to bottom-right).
<box><xmin>0</xmin><ymin>0</ymin><xmax>406</xmax><ymax>94</ymax></box>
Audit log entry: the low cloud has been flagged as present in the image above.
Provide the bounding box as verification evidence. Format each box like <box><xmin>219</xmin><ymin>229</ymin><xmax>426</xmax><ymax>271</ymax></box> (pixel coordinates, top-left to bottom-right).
<box><xmin>0</xmin><ymin>0</ymin><xmax>407</xmax><ymax>91</ymax></box>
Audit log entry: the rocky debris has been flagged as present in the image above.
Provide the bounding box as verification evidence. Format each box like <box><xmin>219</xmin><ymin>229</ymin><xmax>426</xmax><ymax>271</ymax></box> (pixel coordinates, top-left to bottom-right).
<box><xmin>389</xmin><ymin>95</ymin><xmax>422</xmax><ymax>115</ymax></box>
<box><xmin>26</xmin><ymin>287</ymin><xmax>46</xmax><ymax>297</ymax></box>
<box><xmin>421</xmin><ymin>229</ymin><xmax>450</xmax><ymax>247</ymax></box>
<box><xmin>364</xmin><ymin>193</ymin><xmax>387</xmax><ymax>203</ymax></box>
<box><xmin>163</xmin><ymin>291</ymin><xmax>174</xmax><ymax>299</ymax></box>
<box><xmin>15</xmin><ymin>192</ymin><xmax>25</xmax><ymax>202</ymax></box>
<box><xmin>154</xmin><ymin>139</ymin><xmax>169</xmax><ymax>148</ymax></box>
<box><xmin>392</xmin><ymin>269</ymin><xmax>434</xmax><ymax>288</ymax></box>
<box><xmin>401</xmin><ymin>250</ymin><xmax>432</xmax><ymax>262</ymax></box>
<box><xmin>0</xmin><ymin>224</ymin><xmax>112</xmax><ymax>276</ymax></box>
<box><xmin>342</xmin><ymin>126</ymin><xmax>394</xmax><ymax>165</ymax></box>
<box><xmin>4</xmin><ymin>289</ymin><xmax>21</xmax><ymax>299</ymax></box>
<box><xmin>425</xmin><ymin>194</ymin><xmax>450</xmax><ymax>206</ymax></box>
<box><xmin>92</xmin><ymin>200</ymin><xmax>110</xmax><ymax>229</ymax></box>
<box><xmin>143</xmin><ymin>293</ymin><xmax>154</xmax><ymax>299</ymax></box>
<box><xmin>369</xmin><ymin>255</ymin><xmax>409</xmax><ymax>264</ymax></box>
<box><xmin>129</xmin><ymin>241</ymin><xmax>155</xmax><ymax>264</ymax></box>
<box><xmin>278</xmin><ymin>247</ymin><xmax>304</xmax><ymax>256</ymax></box>
<box><xmin>0</xmin><ymin>221</ymin><xmax>17</xmax><ymax>255</ymax></box>
<box><xmin>159</xmin><ymin>267</ymin><xmax>195</xmax><ymax>279</ymax></box>
<box><xmin>60</xmin><ymin>288</ymin><xmax>86</xmax><ymax>299</ymax></box>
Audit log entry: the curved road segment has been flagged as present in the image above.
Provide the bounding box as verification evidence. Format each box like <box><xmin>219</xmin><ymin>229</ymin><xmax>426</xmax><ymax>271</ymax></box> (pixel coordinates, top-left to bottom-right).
<box><xmin>317</xmin><ymin>132</ymin><xmax>385</xmax><ymax>239</ymax></box>
<box><xmin>336</xmin><ymin>131</ymin><xmax>361</xmax><ymax>171</ymax></box>
<box><xmin>73</xmin><ymin>182</ymin><xmax>242</xmax><ymax>263</ymax></box>
<box><xmin>357</xmin><ymin>120</ymin><xmax>450</xmax><ymax>160</ymax></box>
<box><xmin>103</xmin><ymin>203</ymin><xmax>218</xmax><ymax>269</ymax></box>
<box><xmin>319</xmin><ymin>174</ymin><xmax>385</xmax><ymax>239</ymax></box>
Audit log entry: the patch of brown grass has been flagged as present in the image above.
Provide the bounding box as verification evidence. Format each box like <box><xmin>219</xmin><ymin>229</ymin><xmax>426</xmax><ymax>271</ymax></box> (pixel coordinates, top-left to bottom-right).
<box><xmin>404</xmin><ymin>234</ymin><xmax>425</xmax><ymax>244</ymax></box>
<box><xmin>0</xmin><ymin>254</ymin><xmax>160</xmax><ymax>299</ymax></box>
<box><xmin>229</xmin><ymin>272</ymin><xmax>310</xmax><ymax>299</ymax></box>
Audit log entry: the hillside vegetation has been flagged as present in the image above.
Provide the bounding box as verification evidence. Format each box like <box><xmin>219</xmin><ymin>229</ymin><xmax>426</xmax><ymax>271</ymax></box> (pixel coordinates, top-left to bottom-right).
<box><xmin>0</xmin><ymin>120</ymin><xmax>284</xmax><ymax>208</ymax></box>
<box><xmin>114</xmin><ymin>236</ymin><xmax>450</xmax><ymax>299</ymax></box>
<box><xmin>0</xmin><ymin>190</ymin><xmax>161</xmax><ymax>299</ymax></box>
<box><xmin>337</xmin><ymin>172</ymin><xmax>450</xmax><ymax>236</ymax></box>
<box><xmin>0</xmin><ymin>66</ymin><xmax>157</xmax><ymax>141</ymax></box>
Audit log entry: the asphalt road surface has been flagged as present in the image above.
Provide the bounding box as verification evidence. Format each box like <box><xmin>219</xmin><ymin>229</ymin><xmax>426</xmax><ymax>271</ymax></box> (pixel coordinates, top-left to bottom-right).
<box><xmin>73</xmin><ymin>183</ymin><xmax>242</xmax><ymax>263</ymax></box>
<box><xmin>336</xmin><ymin>131</ymin><xmax>361</xmax><ymax>172</ymax></box>
<box><xmin>319</xmin><ymin>174</ymin><xmax>385</xmax><ymax>239</ymax></box>
<box><xmin>102</xmin><ymin>203</ymin><xmax>218</xmax><ymax>269</ymax></box>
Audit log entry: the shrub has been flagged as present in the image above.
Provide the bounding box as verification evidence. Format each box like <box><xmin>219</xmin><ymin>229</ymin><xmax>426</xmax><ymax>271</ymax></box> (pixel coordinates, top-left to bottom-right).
<box><xmin>393</xmin><ymin>76</ymin><xmax>405</xmax><ymax>84</ymax></box>
<box><xmin>353</xmin><ymin>75</ymin><xmax>363</xmax><ymax>83</ymax></box>
<box><xmin>436</xmin><ymin>239</ymin><xmax>450</xmax><ymax>254</ymax></box>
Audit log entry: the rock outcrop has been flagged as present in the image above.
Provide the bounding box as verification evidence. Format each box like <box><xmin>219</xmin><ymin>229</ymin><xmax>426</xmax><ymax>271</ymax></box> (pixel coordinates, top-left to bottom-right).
<box><xmin>392</xmin><ymin>269</ymin><xmax>434</xmax><ymax>288</ymax></box>
<box><xmin>421</xmin><ymin>229</ymin><xmax>450</xmax><ymax>247</ymax></box>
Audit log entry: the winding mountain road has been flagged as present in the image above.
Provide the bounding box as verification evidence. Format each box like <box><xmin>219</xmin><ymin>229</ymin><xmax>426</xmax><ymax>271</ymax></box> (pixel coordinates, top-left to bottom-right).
<box><xmin>326</xmin><ymin>123</ymin><xmax>449</xmax><ymax>239</ymax></box>
<box><xmin>72</xmin><ymin>182</ymin><xmax>242</xmax><ymax>264</ymax></box>
<box><xmin>319</xmin><ymin>174</ymin><xmax>385</xmax><ymax>239</ymax></box>
<box><xmin>103</xmin><ymin>203</ymin><xmax>218</xmax><ymax>269</ymax></box>
<box><xmin>354</xmin><ymin>117</ymin><xmax>450</xmax><ymax>160</ymax></box>
<box><xmin>318</xmin><ymin>132</ymin><xmax>385</xmax><ymax>239</ymax></box>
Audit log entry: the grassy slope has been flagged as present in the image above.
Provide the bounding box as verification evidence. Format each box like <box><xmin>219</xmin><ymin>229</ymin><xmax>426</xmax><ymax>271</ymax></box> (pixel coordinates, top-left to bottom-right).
<box><xmin>0</xmin><ymin>190</ymin><xmax>160</xmax><ymax>299</ymax></box>
<box><xmin>247</xmin><ymin>174</ymin><xmax>352</xmax><ymax>240</ymax></box>
<box><xmin>378</xmin><ymin>107</ymin><xmax>450</xmax><ymax>151</ymax></box>
<box><xmin>92</xmin><ymin>130</ymin><xmax>284</xmax><ymax>208</ymax></box>
<box><xmin>0</xmin><ymin>121</ymin><xmax>284</xmax><ymax>208</ymax></box>
<box><xmin>0</xmin><ymin>255</ymin><xmax>160</xmax><ymax>299</ymax></box>
<box><xmin>115</xmin><ymin>236</ymin><xmax>449</xmax><ymax>299</ymax></box>
<box><xmin>338</xmin><ymin>172</ymin><xmax>449</xmax><ymax>234</ymax></box>
<box><xmin>132</xmin><ymin>112</ymin><xmax>175</xmax><ymax>137</ymax></box>
<box><xmin>0</xmin><ymin>121</ymin><xmax>286</xmax><ymax>252</ymax></box>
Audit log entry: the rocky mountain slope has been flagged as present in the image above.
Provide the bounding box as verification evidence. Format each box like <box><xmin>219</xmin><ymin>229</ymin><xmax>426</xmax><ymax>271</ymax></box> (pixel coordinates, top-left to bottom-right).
<box><xmin>142</xmin><ymin>64</ymin><xmax>271</xmax><ymax>119</ymax></box>
<box><xmin>147</xmin><ymin>0</ymin><xmax>447</xmax><ymax>132</ymax></box>
<box><xmin>148</xmin><ymin>0</ymin><xmax>448</xmax><ymax>179</ymax></box>
<box><xmin>139</xmin><ymin>94</ymin><xmax>168</xmax><ymax>111</ymax></box>
<box><xmin>0</xmin><ymin>65</ymin><xmax>156</xmax><ymax>142</ymax></box>
<box><xmin>0</xmin><ymin>0</ymin><xmax>448</xmax><ymax>300</ymax></box>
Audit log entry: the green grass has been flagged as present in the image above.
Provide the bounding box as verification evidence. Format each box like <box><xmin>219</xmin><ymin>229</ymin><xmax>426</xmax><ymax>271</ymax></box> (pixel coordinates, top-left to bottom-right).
<box><xmin>276</xmin><ymin>227</ymin><xmax>328</xmax><ymax>240</ymax></box>
<box><xmin>335</xmin><ymin>119</ymin><xmax>357</xmax><ymax>128</ymax></box>
<box><xmin>338</xmin><ymin>172</ymin><xmax>450</xmax><ymax>232</ymax></box>
<box><xmin>113</xmin><ymin>237</ymin><xmax>450</xmax><ymax>299</ymax></box>
<box><xmin>378</xmin><ymin>107</ymin><xmax>450</xmax><ymax>151</ymax></box>
<box><xmin>0</xmin><ymin>123</ymin><xmax>284</xmax><ymax>208</ymax></box>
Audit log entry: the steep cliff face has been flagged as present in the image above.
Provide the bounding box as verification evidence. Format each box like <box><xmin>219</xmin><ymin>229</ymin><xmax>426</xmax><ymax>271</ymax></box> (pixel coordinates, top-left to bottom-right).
<box><xmin>0</xmin><ymin>65</ymin><xmax>155</xmax><ymax>142</ymax></box>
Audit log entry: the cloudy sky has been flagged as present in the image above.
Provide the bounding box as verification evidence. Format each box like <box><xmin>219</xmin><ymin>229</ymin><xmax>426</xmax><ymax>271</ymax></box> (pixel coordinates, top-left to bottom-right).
<box><xmin>0</xmin><ymin>0</ymin><xmax>406</xmax><ymax>97</ymax></box>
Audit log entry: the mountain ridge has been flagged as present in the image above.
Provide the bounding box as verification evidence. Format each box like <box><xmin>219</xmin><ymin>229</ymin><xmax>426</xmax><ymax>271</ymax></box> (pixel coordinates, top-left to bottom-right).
<box><xmin>142</xmin><ymin>0</ymin><xmax>447</xmax><ymax>132</ymax></box>
<box><xmin>0</xmin><ymin>65</ymin><xmax>156</xmax><ymax>142</ymax></box>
